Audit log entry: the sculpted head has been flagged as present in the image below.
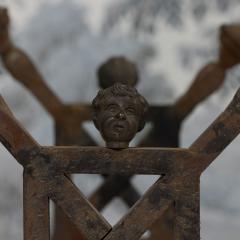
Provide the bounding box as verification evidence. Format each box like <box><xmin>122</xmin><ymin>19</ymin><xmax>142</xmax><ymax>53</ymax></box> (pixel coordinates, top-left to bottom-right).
<box><xmin>97</xmin><ymin>56</ymin><xmax>139</xmax><ymax>89</ymax></box>
<box><xmin>92</xmin><ymin>83</ymin><xmax>148</xmax><ymax>149</ymax></box>
<box><xmin>0</xmin><ymin>7</ymin><xmax>10</xmax><ymax>52</ymax></box>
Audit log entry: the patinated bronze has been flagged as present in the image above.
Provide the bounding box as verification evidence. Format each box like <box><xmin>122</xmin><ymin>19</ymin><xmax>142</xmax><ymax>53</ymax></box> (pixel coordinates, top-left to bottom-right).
<box><xmin>92</xmin><ymin>83</ymin><xmax>148</xmax><ymax>148</ymax></box>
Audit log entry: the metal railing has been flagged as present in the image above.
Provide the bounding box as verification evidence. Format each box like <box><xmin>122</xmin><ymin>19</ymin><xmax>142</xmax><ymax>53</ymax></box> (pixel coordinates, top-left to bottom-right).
<box><xmin>0</xmin><ymin>6</ymin><xmax>240</xmax><ymax>240</ymax></box>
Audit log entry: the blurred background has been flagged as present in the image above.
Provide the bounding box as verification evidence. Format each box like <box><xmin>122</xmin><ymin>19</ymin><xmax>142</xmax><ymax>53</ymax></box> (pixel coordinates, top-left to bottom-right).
<box><xmin>0</xmin><ymin>0</ymin><xmax>240</xmax><ymax>239</ymax></box>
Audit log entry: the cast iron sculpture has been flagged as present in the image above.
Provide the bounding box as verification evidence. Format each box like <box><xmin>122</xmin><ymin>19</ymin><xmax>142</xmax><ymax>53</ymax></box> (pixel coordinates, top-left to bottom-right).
<box><xmin>1</xmin><ymin>6</ymin><xmax>240</xmax><ymax>240</ymax></box>
<box><xmin>0</xmin><ymin>86</ymin><xmax>239</xmax><ymax>240</ymax></box>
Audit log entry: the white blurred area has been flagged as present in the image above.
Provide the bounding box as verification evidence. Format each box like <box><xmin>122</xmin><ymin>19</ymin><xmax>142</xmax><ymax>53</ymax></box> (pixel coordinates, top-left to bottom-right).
<box><xmin>0</xmin><ymin>0</ymin><xmax>239</xmax><ymax>239</ymax></box>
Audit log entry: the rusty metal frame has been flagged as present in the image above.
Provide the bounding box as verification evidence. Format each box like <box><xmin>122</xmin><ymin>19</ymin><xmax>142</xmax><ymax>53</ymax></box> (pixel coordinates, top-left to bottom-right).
<box><xmin>0</xmin><ymin>87</ymin><xmax>239</xmax><ymax>239</ymax></box>
<box><xmin>1</xmin><ymin>7</ymin><xmax>240</xmax><ymax>239</ymax></box>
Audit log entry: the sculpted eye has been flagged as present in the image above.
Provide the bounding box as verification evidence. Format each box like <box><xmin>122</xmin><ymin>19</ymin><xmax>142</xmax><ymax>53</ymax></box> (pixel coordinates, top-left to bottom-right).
<box><xmin>107</xmin><ymin>104</ymin><xmax>118</xmax><ymax>112</ymax></box>
<box><xmin>126</xmin><ymin>107</ymin><xmax>135</xmax><ymax>115</ymax></box>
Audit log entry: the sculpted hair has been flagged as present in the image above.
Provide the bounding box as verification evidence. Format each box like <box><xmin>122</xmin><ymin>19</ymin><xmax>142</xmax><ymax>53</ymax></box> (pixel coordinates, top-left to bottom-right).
<box><xmin>92</xmin><ymin>83</ymin><xmax>148</xmax><ymax>131</ymax></box>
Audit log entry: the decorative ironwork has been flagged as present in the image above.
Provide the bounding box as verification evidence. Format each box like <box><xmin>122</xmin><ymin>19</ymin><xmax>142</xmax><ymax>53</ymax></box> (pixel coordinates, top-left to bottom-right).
<box><xmin>0</xmin><ymin>6</ymin><xmax>240</xmax><ymax>240</ymax></box>
<box><xmin>0</xmin><ymin>88</ymin><xmax>239</xmax><ymax>240</ymax></box>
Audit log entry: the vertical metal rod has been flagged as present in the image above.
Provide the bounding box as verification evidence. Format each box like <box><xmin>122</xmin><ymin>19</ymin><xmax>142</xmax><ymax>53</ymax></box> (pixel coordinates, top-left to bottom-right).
<box><xmin>23</xmin><ymin>171</ymin><xmax>50</xmax><ymax>240</ymax></box>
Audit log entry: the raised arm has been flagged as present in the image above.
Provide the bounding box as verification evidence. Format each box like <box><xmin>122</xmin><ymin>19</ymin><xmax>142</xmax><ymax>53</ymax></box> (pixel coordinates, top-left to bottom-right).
<box><xmin>172</xmin><ymin>24</ymin><xmax>240</xmax><ymax>121</ymax></box>
<box><xmin>0</xmin><ymin>7</ymin><xmax>63</xmax><ymax>120</ymax></box>
<box><xmin>189</xmin><ymin>88</ymin><xmax>240</xmax><ymax>172</ymax></box>
<box><xmin>172</xmin><ymin>62</ymin><xmax>225</xmax><ymax>120</ymax></box>
<box><xmin>0</xmin><ymin>95</ymin><xmax>39</xmax><ymax>160</ymax></box>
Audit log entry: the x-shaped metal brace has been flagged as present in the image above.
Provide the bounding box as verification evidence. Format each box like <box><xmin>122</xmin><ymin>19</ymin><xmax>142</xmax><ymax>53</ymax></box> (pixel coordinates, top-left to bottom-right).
<box><xmin>0</xmin><ymin>88</ymin><xmax>239</xmax><ymax>240</ymax></box>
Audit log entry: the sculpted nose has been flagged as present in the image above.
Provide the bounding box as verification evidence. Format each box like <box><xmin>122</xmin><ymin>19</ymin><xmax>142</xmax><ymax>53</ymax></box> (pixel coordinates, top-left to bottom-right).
<box><xmin>117</xmin><ymin>111</ymin><xmax>126</xmax><ymax>120</ymax></box>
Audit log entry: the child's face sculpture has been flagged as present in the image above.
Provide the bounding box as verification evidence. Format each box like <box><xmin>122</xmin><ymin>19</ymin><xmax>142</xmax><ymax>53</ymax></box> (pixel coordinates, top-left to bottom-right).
<box><xmin>98</xmin><ymin>96</ymin><xmax>139</xmax><ymax>148</ymax></box>
<box><xmin>93</xmin><ymin>84</ymin><xmax>148</xmax><ymax>149</ymax></box>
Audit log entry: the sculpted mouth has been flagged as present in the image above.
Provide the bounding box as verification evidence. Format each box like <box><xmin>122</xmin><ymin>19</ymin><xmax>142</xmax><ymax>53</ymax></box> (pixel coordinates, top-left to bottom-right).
<box><xmin>112</xmin><ymin>123</ymin><xmax>126</xmax><ymax>132</ymax></box>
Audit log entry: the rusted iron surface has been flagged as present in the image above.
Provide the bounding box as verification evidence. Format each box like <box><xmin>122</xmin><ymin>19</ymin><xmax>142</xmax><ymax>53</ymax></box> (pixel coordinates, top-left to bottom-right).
<box><xmin>103</xmin><ymin>180</ymin><xmax>173</xmax><ymax>240</ymax></box>
<box><xmin>1</xmin><ymin>7</ymin><xmax>240</xmax><ymax>240</ymax></box>
<box><xmin>220</xmin><ymin>24</ymin><xmax>240</xmax><ymax>69</ymax></box>
<box><xmin>37</xmin><ymin>146</ymin><xmax>195</xmax><ymax>175</ymax></box>
<box><xmin>23</xmin><ymin>171</ymin><xmax>50</xmax><ymax>240</ymax></box>
<box><xmin>47</xmin><ymin>175</ymin><xmax>111</xmax><ymax>240</ymax></box>
<box><xmin>0</xmin><ymin>87</ymin><xmax>239</xmax><ymax>239</ymax></box>
<box><xmin>0</xmin><ymin>96</ymin><xmax>39</xmax><ymax>158</ymax></box>
<box><xmin>0</xmin><ymin>9</ymin><xmax>62</xmax><ymax>120</ymax></box>
<box><xmin>0</xmin><ymin>11</ymin><xmax>143</xmax><ymax>238</ymax></box>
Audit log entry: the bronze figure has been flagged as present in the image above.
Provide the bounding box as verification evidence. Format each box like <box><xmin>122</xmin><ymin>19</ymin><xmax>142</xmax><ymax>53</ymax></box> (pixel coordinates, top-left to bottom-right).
<box><xmin>92</xmin><ymin>83</ymin><xmax>148</xmax><ymax>149</ymax></box>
